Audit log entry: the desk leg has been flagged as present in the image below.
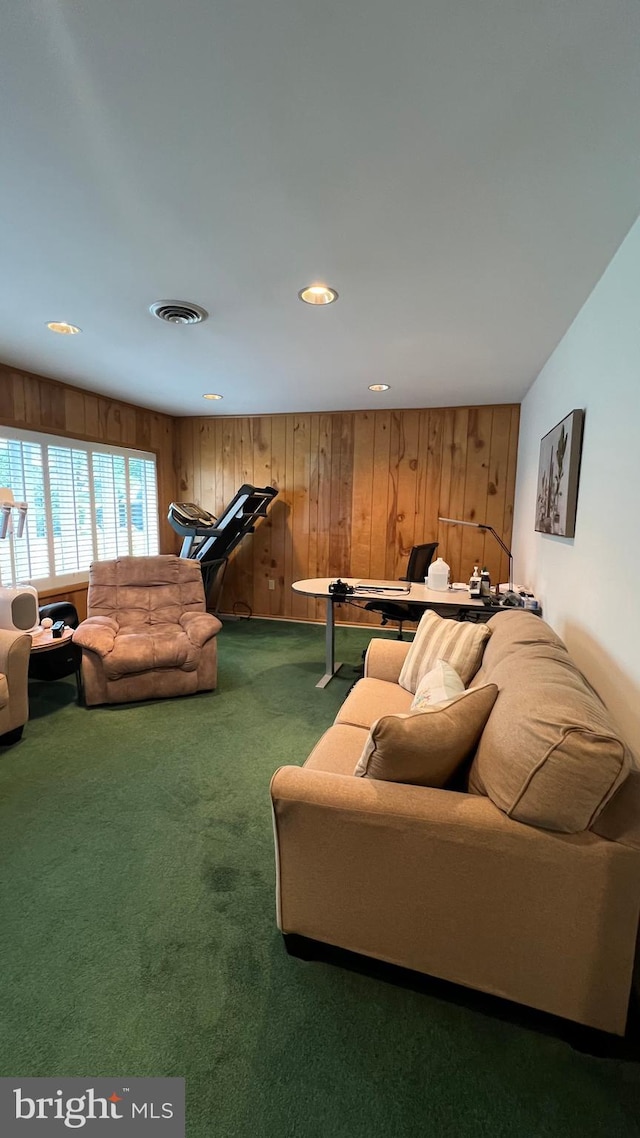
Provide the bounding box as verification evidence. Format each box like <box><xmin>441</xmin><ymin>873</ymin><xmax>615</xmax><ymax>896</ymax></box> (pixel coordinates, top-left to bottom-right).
<box><xmin>316</xmin><ymin>598</ymin><xmax>343</xmax><ymax>688</ymax></box>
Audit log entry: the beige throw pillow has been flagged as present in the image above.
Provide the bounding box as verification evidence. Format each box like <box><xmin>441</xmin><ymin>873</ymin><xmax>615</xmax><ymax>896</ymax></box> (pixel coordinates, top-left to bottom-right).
<box><xmin>354</xmin><ymin>684</ymin><xmax>499</xmax><ymax>786</ymax></box>
<box><xmin>410</xmin><ymin>659</ymin><xmax>464</xmax><ymax>711</ymax></box>
<box><xmin>399</xmin><ymin>610</ymin><xmax>491</xmax><ymax>693</ymax></box>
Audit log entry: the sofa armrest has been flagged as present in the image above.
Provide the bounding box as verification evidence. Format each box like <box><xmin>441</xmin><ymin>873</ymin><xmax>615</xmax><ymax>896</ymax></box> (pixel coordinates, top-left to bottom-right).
<box><xmin>364</xmin><ymin>637</ymin><xmax>411</xmax><ymax>683</ymax></box>
<box><xmin>0</xmin><ymin>629</ymin><xmax>31</xmax><ymax>732</ymax></box>
<box><xmin>271</xmin><ymin>764</ymin><xmax>598</xmax><ymax>852</ymax></box>
<box><xmin>271</xmin><ymin>766</ymin><xmax>640</xmax><ymax>1033</ymax></box>
<box><xmin>0</xmin><ymin>628</ymin><xmax>30</xmax><ymax>676</ymax></box>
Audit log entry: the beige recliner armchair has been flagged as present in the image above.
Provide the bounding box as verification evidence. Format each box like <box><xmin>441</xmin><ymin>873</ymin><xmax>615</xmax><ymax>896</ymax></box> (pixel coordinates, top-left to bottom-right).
<box><xmin>73</xmin><ymin>555</ymin><xmax>222</xmax><ymax>706</ymax></box>
<box><xmin>0</xmin><ymin>628</ymin><xmax>30</xmax><ymax>744</ymax></box>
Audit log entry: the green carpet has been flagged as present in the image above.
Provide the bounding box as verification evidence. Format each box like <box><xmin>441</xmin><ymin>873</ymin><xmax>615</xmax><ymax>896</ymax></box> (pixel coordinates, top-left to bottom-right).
<box><xmin>1</xmin><ymin>618</ymin><xmax>639</xmax><ymax>1137</ymax></box>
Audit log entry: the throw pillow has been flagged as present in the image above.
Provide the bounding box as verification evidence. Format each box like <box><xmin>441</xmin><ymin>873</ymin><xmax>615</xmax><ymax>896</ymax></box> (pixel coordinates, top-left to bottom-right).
<box><xmin>410</xmin><ymin>659</ymin><xmax>464</xmax><ymax>711</ymax></box>
<box><xmin>354</xmin><ymin>683</ymin><xmax>499</xmax><ymax>786</ymax></box>
<box><xmin>399</xmin><ymin>610</ymin><xmax>491</xmax><ymax>693</ymax></box>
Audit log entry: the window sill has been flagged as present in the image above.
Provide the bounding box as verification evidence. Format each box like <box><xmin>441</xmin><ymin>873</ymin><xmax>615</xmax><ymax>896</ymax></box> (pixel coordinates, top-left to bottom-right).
<box><xmin>37</xmin><ymin>580</ymin><xmax>89</xmax><ymax>599</ymax></box>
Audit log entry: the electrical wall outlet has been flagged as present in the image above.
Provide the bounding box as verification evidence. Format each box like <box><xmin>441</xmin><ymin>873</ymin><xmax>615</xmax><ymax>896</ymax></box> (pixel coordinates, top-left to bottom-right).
<box><xmin>268</xmin><ymin>579</ymin><xmax>275</xmax><ymax>590</ymax></box>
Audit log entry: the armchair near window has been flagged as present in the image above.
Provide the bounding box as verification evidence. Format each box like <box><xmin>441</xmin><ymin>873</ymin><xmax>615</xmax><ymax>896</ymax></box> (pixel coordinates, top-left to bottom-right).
<box><xmin>364</xmin><ymin>542</ymin><xmax>439</xmax><ymax>639</ymax></box>
<box><xmin>73</xmin><ymin>555</ymin><xmax>222</xmax><ymax>706</ymax></box>
<box><xmin>0</xmin><ymin>628</ymin><xmax>30</xmax><ymax>744</ymax></box>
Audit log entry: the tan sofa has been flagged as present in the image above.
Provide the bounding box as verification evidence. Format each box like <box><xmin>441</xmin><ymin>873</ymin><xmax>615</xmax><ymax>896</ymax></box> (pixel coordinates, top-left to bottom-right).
<box><xmin>74</xmin><ymin>555</ymin><xmax>222</xmax><ymax>706</ymax></box>
<box><xmin>271</xmin><ymin>611</ymin><xmax>640</xmax><ymax>1035</ymax></box>
<box><xmin>0</xmin><ymin>628</ymin><xmax>31</xmax><ymax>744</ymax></box>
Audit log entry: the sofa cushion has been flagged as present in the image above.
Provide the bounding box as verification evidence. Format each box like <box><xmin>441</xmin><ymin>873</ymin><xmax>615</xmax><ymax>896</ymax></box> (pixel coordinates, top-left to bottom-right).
<box><xmin>335</xmin><ymin>678</ymin><xmax>413</xmax><ymax>729</ymax></box>
<box><xmin>472</xmin><ymin>609</ymin><xmax>568</xmax><ymax>688</ymax></box>
<box><xmin>468</xmin><ymin>614</ymin><xmax>631</xmax><ymax>833</ymax></box>
<box><xmin>410</xmin><ymin>660</ymin><xmax>464</xmax><ymax>711</ymax></box>
<box><xmin>399</xmin><ymin>610</ymin><xmax>491</xmax><ymax>692</ymax></box>
<box><xmin>354</xmin><ymin>684</ymin><xmax>499</xmax><ymax>787</ymax></box>
<box><xmin>304</xmin><ymin>723</ymin><xmax>370</xmax><ymax>775</ymax></box>
<box><xmin>0</xmin><ymin>673</ymin><xmax>8</xmax><ymax>711</ymax></box>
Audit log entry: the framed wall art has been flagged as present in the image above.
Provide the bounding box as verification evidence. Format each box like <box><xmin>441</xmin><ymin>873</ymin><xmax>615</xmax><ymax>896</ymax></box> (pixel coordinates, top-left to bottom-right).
<box><xmin>535</xmin><ymin>409</ymin><xmax>585</xmax><ymax>538</ymax></box>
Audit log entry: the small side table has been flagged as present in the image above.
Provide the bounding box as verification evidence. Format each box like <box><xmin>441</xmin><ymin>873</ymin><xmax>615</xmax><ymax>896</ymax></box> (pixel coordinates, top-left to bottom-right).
<box><xmin>29</xmin><ymin>626</ymin><xmax>83</xmax><ymax>701</ymax></box>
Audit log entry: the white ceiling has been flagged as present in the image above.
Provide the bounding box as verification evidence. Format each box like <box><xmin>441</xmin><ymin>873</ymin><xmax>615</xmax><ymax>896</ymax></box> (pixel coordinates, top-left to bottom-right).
<box><xmin>2</xmin><ymin>0</ymin><xmax>640</xmax><ymax>417</ymax></box>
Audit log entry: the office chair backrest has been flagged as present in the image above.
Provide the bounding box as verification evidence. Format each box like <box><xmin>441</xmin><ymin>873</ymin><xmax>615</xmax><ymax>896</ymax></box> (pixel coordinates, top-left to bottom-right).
<box><xmin>405</xmin><ymin>542</ymin><xmax>439</xmax><ymax>583</ymax></box>
<box><xmin>364</xmin><ymin>542</ymin><xmax>439</xmax><ymax>639</ymax></box>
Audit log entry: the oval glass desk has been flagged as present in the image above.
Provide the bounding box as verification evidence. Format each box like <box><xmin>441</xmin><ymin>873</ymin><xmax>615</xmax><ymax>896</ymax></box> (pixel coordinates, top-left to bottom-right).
<box><xmin>292</xmin><ymin>578</ymin><xmax>486</xmax><ymax>688</ymax></box>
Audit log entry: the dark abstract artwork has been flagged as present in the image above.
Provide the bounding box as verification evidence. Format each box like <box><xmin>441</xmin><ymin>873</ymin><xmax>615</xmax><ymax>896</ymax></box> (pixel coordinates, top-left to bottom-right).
<box><xmin>535</xmin><ymin>409</ymin><xmax>584</xmax><ymax>538</ymax></box>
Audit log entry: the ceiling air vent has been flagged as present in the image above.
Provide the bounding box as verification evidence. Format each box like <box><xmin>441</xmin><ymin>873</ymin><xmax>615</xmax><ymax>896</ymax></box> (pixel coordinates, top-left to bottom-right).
<box><xmin>149</xmin><ymin>300</ymin><xmax>208</xmax><ymax>325</ymax></box>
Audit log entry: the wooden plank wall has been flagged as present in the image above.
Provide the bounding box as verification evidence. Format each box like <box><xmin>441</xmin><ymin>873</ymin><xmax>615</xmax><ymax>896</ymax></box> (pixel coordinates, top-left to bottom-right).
<box><xmin>176</xmin><ymin>405</ymin><xmax>520</xmax><ymax>625</ymax></box>
<box><xmin>0</xmin><ymin>366</ymin><xmax>520</xmax><ymax>628</ymax></box>
<box><xmin>0</xmin><ymin>363</ymin><xmax>178</xmax><ymax>619</ymax></box>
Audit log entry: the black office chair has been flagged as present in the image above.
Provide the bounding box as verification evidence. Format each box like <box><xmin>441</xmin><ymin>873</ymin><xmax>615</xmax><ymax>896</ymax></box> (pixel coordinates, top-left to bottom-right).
<box><xmin>364</xmin><ymin>542</ymin><xmax>439</xmax><ymax>639</ymax></box>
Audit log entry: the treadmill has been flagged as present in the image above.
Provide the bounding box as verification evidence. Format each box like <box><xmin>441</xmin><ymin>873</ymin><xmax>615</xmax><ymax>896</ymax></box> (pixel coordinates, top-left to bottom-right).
<box><xmin>168</xmin><ymin>484</ymin><xmax>278</xmax><ymax>610</ymax></box>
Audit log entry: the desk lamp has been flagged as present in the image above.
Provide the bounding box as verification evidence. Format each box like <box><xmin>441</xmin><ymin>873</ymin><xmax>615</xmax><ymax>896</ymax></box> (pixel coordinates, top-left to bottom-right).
<box><xmin>438</xmin><ymin>517</ymin><xmax>513</xmax><ymax>593</ymax></box>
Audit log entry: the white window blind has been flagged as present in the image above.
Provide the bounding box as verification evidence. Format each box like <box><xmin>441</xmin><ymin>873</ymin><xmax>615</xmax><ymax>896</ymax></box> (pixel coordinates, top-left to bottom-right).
<box><xmin>0</xmin><ymin>427</ymin><xmax>159</xmax><ymax>590</ymax></box>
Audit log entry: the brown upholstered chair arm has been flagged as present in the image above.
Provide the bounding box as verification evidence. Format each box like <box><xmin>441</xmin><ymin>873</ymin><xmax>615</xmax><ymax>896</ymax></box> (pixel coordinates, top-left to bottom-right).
<box><xmin>271</xmin><ymin>766</ymin><xmax>640</xmax><ymax>1034</ymax></box>
<box><xmin>364</xmin><ymin>637</ymin><xmax>411</xmax><ymax>683</ymax></box>
<box><xmin>179</xmin><ymin>611</ymin><xmax>223</xmax><ymax>647</ymax></box>
<box><xmin>73</xmin><ymin>617</ymin><xmax>118</xmax><ymax>657</ymax></box>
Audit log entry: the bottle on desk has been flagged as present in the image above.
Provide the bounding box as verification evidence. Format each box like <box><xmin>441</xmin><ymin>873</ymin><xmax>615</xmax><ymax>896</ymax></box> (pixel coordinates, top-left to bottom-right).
<box><xmin>480</xmin><ymin>566</ymin><xmax>491</xmax><ymax>597</ymax></box>
<box><xmin>426</xmin><ymin>557</ymin><xmax>450</xmax><ymax>592</ymax></box>
<box><xmin>469</xmin><ymin>566</ymin><xmax>481</xmax><ymax>598</ymax></box>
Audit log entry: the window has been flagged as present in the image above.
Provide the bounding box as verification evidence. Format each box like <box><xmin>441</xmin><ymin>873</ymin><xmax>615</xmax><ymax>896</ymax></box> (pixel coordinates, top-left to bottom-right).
<box><xmin>0</xmin><ymin>426</ymin><xmax>159</xmax><ymax>590</ymax></box>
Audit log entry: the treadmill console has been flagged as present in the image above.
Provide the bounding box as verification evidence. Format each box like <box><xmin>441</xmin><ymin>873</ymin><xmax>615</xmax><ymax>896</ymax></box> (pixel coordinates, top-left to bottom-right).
<box><xmin>169</xmin><ymin>502</ymin><xmax>217</xmax><ymax>528</ymax></box>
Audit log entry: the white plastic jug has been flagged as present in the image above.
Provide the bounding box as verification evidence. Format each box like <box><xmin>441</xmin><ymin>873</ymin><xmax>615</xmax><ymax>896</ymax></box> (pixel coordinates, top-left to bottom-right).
<box><xmin>426</xmin><ymin>556</ymin><xmax>450</xmax><ymax>592</ymax></box>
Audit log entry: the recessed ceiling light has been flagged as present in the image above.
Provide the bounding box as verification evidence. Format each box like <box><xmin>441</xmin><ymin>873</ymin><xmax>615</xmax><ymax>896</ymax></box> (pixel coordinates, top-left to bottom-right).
<box><xmin>298</xmin><ymin>284</ymin><xmax>338</xmax><ymax>306</ymax></box>
<box><xmin>47</xmin><ymin>322</ymin><xmax>81</xmax><ymax>335</ymax></box>
<box><xmin>203</xmin><ymin>393</ymin><xmax>223</xmax><ymax>400</ymax></box>
<box><xmin>369</xmin><ymin>383</ymin><xmax>390</xmax><ymax>392</ymax></box>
